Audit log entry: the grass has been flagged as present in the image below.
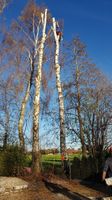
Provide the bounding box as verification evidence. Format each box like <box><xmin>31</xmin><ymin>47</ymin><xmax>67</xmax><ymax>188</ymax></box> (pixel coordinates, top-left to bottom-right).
<box><xmin>41</xmin><ymin>153</ymin><xmax>82</xmax><ymax>174</ymax></box>
<box><xmin>41</xmin><ymin>153</ymin><xmax>81</xmax><ymax>169</ymax></box>
<box><xmin>41</xmin><ymin>153</ymin><xmax>81</xmax><ymax>162</ymax></box>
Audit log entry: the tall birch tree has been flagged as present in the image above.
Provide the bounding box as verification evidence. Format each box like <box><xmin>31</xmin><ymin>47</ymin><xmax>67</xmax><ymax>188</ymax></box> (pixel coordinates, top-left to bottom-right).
<box><xmin>32</xmin><ymin>9</ymin><xmax>47</xmax><ymax>174</ymax></box>
<box><xmin>16</xmin><ymin>2</ymin><xmax>45</xmax><ymax>151</ymax></box>
<box><xmin>52</xmin><ymin>18</ymin><xmax>66</xmax><ymax>161</ymax></box>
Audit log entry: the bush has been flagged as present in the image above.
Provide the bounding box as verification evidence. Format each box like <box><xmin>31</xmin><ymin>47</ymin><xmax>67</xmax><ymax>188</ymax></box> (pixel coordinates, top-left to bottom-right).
<box><xmin>0</xmin><ymin>145</ymin><xmax>31</xmax><ymax>176</ymax></box>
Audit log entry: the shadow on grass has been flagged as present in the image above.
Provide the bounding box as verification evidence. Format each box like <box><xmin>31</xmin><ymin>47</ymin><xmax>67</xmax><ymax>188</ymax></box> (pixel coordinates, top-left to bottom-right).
<box><xmin>43</xmin><ymin>179</ymin><xmax>90</xmax><ymax>200</ymax></box>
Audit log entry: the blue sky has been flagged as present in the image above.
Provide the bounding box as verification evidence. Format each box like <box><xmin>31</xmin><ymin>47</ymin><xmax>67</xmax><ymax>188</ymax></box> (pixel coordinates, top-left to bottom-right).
<box><xmin>3</xmin><ymin>0</ymin><xmax>112</xmax><ymax>78</ymax></box>
<box><xmin>2</xmin><ymin>0</ymin><xmax>112</xmax><ymax>149</ymax></box>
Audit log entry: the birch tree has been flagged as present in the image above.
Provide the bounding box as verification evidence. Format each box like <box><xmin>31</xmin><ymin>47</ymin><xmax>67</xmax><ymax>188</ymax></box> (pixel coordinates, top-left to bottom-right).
<box><xmin>18</xmin><ymin>52</ymin><xmax>34</xmax><ymax>151</ymax></box>
<box><xmin>15</xmin><ymin>2</ymin><xmax>45</xmax><ymax>151</ymax></box>
<box><xmin>52</xmin><ymin>18</ymin><xmax>66</xmax><ymax>161</ymax></box>
<box><xmin>32</xmin><ymin>9</ymin><xmax>47</xmax><ymax>174</ymax></box>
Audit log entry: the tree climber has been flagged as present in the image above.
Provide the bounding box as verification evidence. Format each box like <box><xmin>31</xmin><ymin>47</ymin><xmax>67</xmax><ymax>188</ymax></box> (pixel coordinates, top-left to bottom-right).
<box><xmin>56</xmin><ymin>21</ymin><xmax>63</xmax><ymax>42</ymax></box>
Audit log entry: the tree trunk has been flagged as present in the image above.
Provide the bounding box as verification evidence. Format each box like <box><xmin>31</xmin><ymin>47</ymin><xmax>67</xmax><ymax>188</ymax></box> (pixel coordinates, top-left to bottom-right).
<box><xmin>75</xmin><ymin>64</ymin><xmax>86</xmax><ymax>157</ymax></box>
<box><xmin>52</xmin><ymin>18</ymin><xmax>66</xmax><ymax>159</ymax></box>
<box><xmin>18</xmin><ymin>53</ymin><xmax>35</xmax><ymax>151</ymax></box>
<box><xmin>32</xmin><ymin>9</ymin><xmax>47</xmax><ymax>175</ymax></box>
<box><xmin>18</xmin><ymin>81</ymin><xmax>31</xmax><ymax>151</ymax></box>
<box><xmin>3</xmin><ymin>89</ymin><xmax>9</xmax><ymax>149</ymax></box>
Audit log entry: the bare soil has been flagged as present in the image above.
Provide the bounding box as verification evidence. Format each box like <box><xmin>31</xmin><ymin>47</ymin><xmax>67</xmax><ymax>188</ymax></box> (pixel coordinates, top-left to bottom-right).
<box><xmin>0</xmin><ymin>174</ymin><xmax>112</xmax><ymax>200</ymax></box>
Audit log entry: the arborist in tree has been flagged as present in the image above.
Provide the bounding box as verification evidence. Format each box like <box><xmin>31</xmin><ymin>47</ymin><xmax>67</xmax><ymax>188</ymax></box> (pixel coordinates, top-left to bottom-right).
<box><xmin>56</xmin><ymin>22</ymin><xmax>63</xmax><ymax>42</ymax></box>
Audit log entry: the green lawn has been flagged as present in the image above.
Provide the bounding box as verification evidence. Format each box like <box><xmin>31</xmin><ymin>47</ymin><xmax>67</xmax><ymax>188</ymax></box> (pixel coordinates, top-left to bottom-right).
<box><xmin>41</xmin><ymin>153</ymin><xmax>81</xmax><ymax>164</ymax></box>
<box><xmin>42</xmin><ymin>153</ymin><xmax>81</xmax><ymax>160</ymax></box>
<box><xmin>41</xmin><ymin>153</ymin><xmax>81</xmax><ymax>173</ymax></box>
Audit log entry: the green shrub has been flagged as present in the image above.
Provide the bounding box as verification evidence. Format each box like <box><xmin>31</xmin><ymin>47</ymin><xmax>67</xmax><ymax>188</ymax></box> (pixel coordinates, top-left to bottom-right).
<box><xmin>0</xmin><ymin>145</ymin><xmax>31</xmax><ymax>176</ymax></box>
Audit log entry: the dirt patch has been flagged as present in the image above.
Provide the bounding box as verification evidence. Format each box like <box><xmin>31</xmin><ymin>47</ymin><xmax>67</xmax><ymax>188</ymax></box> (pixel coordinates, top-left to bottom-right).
<box><xmin>0</xmin><ymin>175</ymin><xmax>112</xmax><ymax>200</ymax></box>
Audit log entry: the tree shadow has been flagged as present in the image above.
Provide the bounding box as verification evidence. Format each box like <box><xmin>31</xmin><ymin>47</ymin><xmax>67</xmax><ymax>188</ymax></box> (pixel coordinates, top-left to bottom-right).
<box><xmin>43</xmin><ymin>179</ymin><xmax>90</xmax><ymax>200</ymax></box>
<box><xmin>80</xmin><ymin>178</ymin><xmax>112</xmax><ymax>197</ymax></box>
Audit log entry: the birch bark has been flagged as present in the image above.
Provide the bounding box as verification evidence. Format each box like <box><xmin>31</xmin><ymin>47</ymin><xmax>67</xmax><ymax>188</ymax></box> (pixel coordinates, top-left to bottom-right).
<box><xmin>18</xmin><ymin>49</ymin><xmax>35</xmax><ymax>151</ymax></box>
<box><xmin>18</xmin><ymin>10</ymin><xmax>41</xmax><ymax>151</ymax></box>
<box><xmin>18</xmin><ymin>81</ymin><xmax>31</xmax><ymax>151</ymax></box>
<box><xmin>32</xmin><ymin>9</ymin><xmax>47</xmax><ymax>174</ymax></box>
<box><xmin>52</xmin><ymin>18</ymin><xmax>66</xmax><ymax>159</ymax></box>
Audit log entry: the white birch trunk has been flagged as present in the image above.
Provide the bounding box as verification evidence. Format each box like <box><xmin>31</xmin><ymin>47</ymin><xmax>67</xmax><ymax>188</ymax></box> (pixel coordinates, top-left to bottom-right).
<box><xmin>32</xmin><ymin>9</ymin><xmax>47</xmax><ymax>174</ymax></box>
<box><xmin>18</xmin><ymin>49</ymin><xmax>35</xmax><ymax>151</ymax></box>
<box><xmin>52</xmin><ymin>18</ymin><xmax>66</xmax><ymax>158</ymax></box>
<box><xmin>18</xmin><ymin>14</ymin><xmax>41</xmax><ymax>152</ymax></box>
<box><xmin>18</xmin><ymin>81</ymin><xmax>30</xmax><ymax>151</ymax></box>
